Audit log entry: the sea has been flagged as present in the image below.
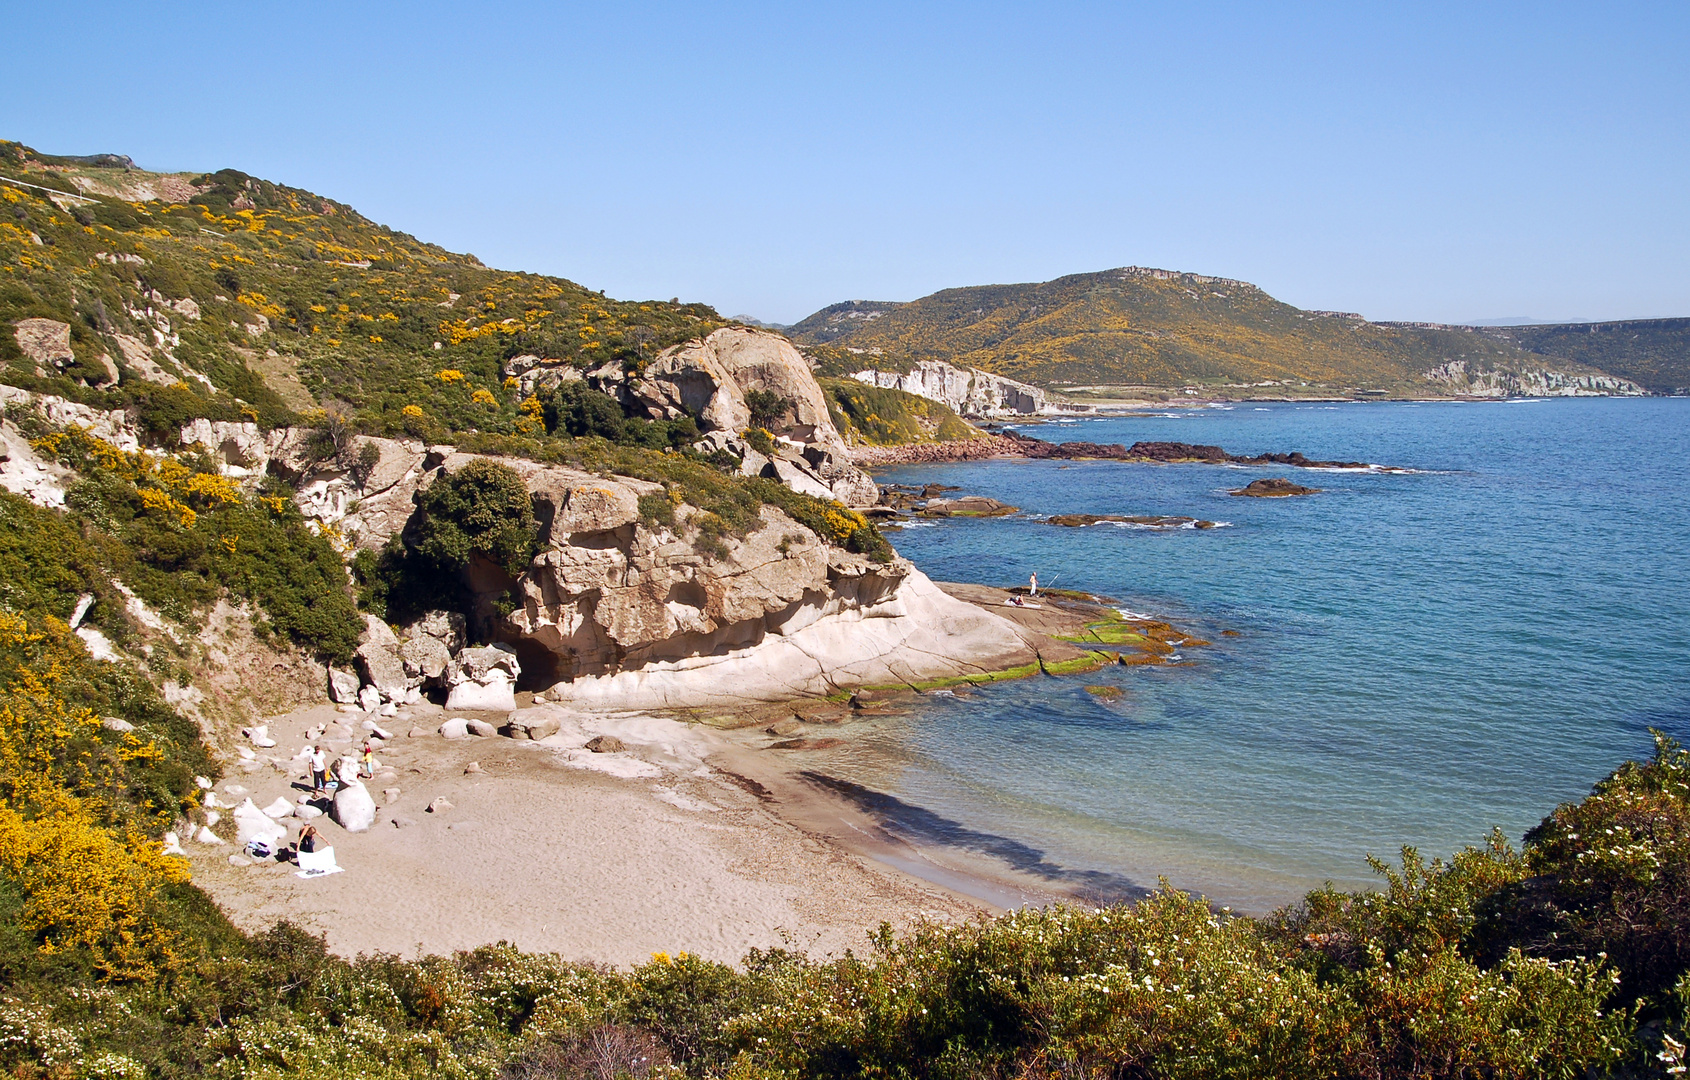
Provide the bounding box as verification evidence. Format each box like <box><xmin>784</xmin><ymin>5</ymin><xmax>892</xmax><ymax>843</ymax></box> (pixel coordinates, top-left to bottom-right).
<box><xmin>815</xmin><ymin>397</ymin><xmax>1690</xmax><ymax>911</ymax></box>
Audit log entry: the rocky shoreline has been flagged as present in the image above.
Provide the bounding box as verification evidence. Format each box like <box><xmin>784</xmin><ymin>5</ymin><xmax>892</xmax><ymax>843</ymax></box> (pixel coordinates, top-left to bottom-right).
<box><xmin>850</xmin><ymin>430</ymin><xmax>1386</xmax><ymax>469</ymax></box>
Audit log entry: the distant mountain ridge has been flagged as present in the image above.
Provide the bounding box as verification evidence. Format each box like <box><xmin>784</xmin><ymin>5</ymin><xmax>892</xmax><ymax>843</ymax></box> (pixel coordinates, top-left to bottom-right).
<box><xmin>788</xmin><ymin>268</ymin><xmax>1670</xmax><ymax>397</ymax></box>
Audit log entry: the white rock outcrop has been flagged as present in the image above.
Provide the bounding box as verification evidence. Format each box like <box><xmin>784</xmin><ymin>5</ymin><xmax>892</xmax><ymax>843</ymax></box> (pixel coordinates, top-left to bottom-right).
<box><xmin>444</xmin><ymin>645</ymin><xmax>520</xmax><ymax>711</ymax></box>
<box><xmin>1420</xmin><ymin>361</ymin><xmax>1645</xmax><ymax>398</ymax></box>
<box><xmin>543</xmin><ymin>568</ymin><xmax>1031</xmax><ymax>709</ymax></box>
<box><xmin>850</xmin><ymin>359</ymin><xmax>1048</xmax><ymax>417</ymax></box>
<box><xmin>570</xmin><ymin>328</ymin><xmax>879</xmax><ymax>507</ymax></box>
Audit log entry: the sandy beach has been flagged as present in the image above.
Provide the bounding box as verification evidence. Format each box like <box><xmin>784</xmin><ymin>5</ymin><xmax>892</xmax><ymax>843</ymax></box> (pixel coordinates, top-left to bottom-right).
<box><xmin>187</xmin><ymin>699</ymin><xmax>999</xmax><ymax>966</ymax></box>
<box><xmin>184</xmin><ymin>585</ymin><xmax>1143</xmax><ymax>966</ymax></box>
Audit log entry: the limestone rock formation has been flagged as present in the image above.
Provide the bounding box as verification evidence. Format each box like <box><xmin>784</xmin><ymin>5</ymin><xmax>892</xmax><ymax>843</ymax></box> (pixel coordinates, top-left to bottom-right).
<box><xmin>444</xmin><ymin>645</ymin><xmax>520</xmax><ymax>711</ymax></box>
<box><xmin>850</xmin><ymin>359</ymin><xmax>1051</xmax><ymax>418</ymax></box>
<box><xmin>1420</xmin><ymin>360</ymin><xmax>1644</xmax><ymax>398</ymax></box>
<box><xmin>582</xmin><ymin>328</ymin><xmax>879</xmax><ymax>507</ymax></box>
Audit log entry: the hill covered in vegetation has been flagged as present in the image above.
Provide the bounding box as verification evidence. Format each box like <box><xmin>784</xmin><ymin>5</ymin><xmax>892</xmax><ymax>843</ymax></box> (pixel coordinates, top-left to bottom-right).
<box><xmin>787</xmin><ymin>268</ymin><xmax>1645</xmax><ymax>395</ymax></box>
<box><xmin>0</xmin><ymin>139</ymin><xmax>725</xmax><ymax>441</ymax></box>
<box><xmin>1478</xmin><ymin>317</ymin><xmax>1690</xmax><ymax>395</ymax></box>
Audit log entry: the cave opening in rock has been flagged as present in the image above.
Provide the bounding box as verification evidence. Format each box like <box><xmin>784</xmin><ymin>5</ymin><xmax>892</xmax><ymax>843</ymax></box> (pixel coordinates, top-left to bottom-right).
<box><xmin>508</xmin><ymin>638</ymin><xmax>563</xmax><ymax>691</ymax></box>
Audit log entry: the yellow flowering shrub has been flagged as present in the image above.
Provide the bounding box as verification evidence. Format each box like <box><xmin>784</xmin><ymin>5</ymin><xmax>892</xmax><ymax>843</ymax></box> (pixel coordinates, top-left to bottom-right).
<box><xmin>471</xmin><ymin>388</ymin><xmax>498</xmax><ymax>408</ymax></box>
<box><xmin>137</xmin><ymin>488</ymin><xmax>195</xmax><ymax>529</ymax></box>
<box><xmin>0</xmin><ymin>800</ymin><xmax>187</xmax><ymax>981</ymax></box>
<box><xmin>402</xmin><ymin>404</ymin><xmax>425</xmax><ymax>419</ymax></box>
<box><xmin>436</xmin><ymin>369</ymin><xmax>466</xmax><ymax>383</ymax></box>
<box><xmin>180</xmin><ymin>472</ymin><xmax>241</xmax><ymax>506</ymax></box>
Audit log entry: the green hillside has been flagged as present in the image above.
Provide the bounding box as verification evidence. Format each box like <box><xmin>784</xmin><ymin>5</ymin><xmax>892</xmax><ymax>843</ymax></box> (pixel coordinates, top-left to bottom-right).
<box><xmin>787</xmin><ymin>268</ymin><xmax>1621</xmax><ymax>393</ymax></box>
<box><xmin>1478</xmin><ymin>318</ymin><xmax>1690</xmax><ymax>395</ymax></box>
<box><xmin>0</xmin><ymin>140</ymin><xmax>724</xmax><ymax>438</ymax></box>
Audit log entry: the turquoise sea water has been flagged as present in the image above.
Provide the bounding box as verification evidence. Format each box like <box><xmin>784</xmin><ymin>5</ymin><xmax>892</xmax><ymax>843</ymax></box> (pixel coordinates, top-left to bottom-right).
<box><xmin>818</xmin><ymin>398</ymin><xmax>1690</xmax><ymax>910</ymax></box>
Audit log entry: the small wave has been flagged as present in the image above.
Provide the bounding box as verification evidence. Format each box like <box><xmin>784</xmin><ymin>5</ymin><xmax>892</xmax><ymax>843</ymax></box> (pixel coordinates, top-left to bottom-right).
<box><xmin>1115</xmin><ymin>607</ymin><xmax>1160</xmax><ymax>620</ymax></box>
<box><xmin>1254</xmin><ymin>407</ymin><xmax>1270</xmax><ymax>411</ymax></box>
<box><xmin>900</xmin><ymin>520</ymin><xmax>939</xmax><ymax>528</ymax></box>
<box><xmin>1101</xmin><ymin>519</ymin><xmax>1232</xmax><ymax>531</ymax></box>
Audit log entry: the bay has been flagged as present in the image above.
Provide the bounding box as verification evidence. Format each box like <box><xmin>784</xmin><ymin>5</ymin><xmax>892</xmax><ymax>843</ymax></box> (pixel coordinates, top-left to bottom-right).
<box><xmin>814</xmin><ymin>398</ymin><xmax>1690</xmax><ymax>910</ymax></box>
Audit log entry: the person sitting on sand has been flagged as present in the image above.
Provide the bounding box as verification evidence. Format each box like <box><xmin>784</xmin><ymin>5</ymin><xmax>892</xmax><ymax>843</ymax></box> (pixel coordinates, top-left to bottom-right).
<box><xmin>297</xmin><ymin>824</ymin><xmax>319</xmax><ymax>855</ymax></box>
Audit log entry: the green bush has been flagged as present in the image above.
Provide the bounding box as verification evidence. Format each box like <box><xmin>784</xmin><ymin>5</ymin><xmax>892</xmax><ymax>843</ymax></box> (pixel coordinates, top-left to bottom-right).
<box><xmin>410</xmin><ymin>458</ymin><xmax>539</xmax><ymax>577</ymax></box>
<box><xmin>34</xmin><ymin>430</ymin><xmax>361</xmax><ymax>662</ymax></box>
<box><xmin>358</xmin><ymin>459</ymin><xmax>540</xmax><ymax>626</ymax></box>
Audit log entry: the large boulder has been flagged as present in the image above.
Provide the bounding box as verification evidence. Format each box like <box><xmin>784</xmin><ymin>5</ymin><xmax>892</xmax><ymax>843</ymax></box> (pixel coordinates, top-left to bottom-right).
<box><xmin>12</xmin><ymin>318</ymin><xmax>72</xmax><ymax>376</ymax></box>
<box><xmin>332</xmin><ymin>782</ymin><xmax>377</xmax><ymax>832</ymax></box>
<box><xmin>233</xmin><ymin>798</ymin><xmax>288</xmax><ymax>851</ymax></box>
<box><xmin>444</xmin><ymin>644</ymin><xmax>521</xmax><ymax>711</ymax></box>
<box><xmin>399</xmin><ymin>610</ymin><xmax>466</xmax><ymax>683</ymax></box>
<box><xmin>327</xmin><ymin>667</ymin><xmax>361</xmax><ymax>704</ymax></box>
<box><xmin>355</xmin><ymin>615</ymin><xmax>412</xmax><ymax>701</ymax></box>
<box><xmin>529</xmin><ymin>476</ymin><xmax>642</xmax><ymax>539</ymax></box>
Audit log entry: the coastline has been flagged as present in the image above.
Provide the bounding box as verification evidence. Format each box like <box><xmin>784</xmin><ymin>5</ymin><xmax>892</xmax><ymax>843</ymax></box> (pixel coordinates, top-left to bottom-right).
<box><xmin>187</xmin><ymin>584</ymin><xmax>1161</xmax><ymax>964</ymax></box>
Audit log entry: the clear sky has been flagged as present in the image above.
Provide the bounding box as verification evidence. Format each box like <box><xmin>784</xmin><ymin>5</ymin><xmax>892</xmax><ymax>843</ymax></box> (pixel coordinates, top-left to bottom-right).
<box><xmin>4</xmin><ymin>1</ymin><xmax>1686</xmax><ymax>325</ymax></box>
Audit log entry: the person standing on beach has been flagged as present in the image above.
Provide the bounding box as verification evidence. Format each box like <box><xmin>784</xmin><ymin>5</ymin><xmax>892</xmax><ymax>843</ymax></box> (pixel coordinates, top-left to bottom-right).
<box><xmin>308</xmin><ymin>745</ymin><xmax>327</xmax><ymax>793</ymax></box>
<box><xmin>1029</xmin><ymin>572</ymin><xmax>1038</xmax><ymax>597</ymax></box>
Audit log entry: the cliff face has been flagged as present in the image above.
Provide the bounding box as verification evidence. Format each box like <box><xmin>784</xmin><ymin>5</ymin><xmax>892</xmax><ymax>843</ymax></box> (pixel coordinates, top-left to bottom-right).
<box><xmin>486</xmin><ymin>464</ymin><xmax>1029</xmax><ymax>704</ymax></box>
<box><xmin>849</xmin><ymin>360</ymin><xmax>1051</xmax><ymax>417</ymax></box>
<box><xmin>1419</xmin><ymin>361</ymin><xmax>1645</xmax><ymax>398</ymax></box>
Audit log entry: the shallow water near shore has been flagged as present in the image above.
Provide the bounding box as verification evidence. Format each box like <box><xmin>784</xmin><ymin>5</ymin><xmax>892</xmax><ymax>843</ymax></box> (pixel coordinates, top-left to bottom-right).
<box><xmin>813</xmin><ymin>398</ymin><xmax>1690</xmax><ymax>911</ymax></box>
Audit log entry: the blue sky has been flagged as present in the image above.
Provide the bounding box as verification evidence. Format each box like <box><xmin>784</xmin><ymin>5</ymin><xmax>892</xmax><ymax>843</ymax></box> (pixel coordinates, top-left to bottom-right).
<box><xmin>3</xmin><ymin>1</ymin><xmax>1686</xmax><ymax>325</ymax></box>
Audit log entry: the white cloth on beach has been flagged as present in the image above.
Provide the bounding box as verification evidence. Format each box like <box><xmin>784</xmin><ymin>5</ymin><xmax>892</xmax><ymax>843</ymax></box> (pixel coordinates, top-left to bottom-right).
<box><xmin>295</xmin><ymin>846</ymin><xmax>343</xmax><ymax>878</ymax></box>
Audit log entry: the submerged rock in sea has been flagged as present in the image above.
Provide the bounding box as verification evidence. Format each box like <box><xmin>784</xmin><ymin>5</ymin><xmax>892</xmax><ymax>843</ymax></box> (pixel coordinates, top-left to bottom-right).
<box><xmin>1230</xmin><ymin>477</ymin><xmax>1320</xmax><ymax>497</ymax></box>
<box><xmin>920</xmin><ymin>495</ymin><xmax>1018</xmax><ymax>517</ymax></box>
<box><xmin>1048</xmin><ymin>514</ymin><xmax>1216</xmax><ymax>529</ymax></box>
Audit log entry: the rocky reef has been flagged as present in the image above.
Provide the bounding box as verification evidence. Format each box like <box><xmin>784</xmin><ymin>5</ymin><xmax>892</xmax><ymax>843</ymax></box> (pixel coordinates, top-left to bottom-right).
<box><xmin>1230</xmin><ymin>477</ymin><xmax>1320</xmax><ymax>497</ymax></box>
<box><xmin>1048</xmin><ymin>514</ymin><xmax>1218</xmax><ymax>528</ymax></box>
<box><xmin>996</xmin><ymin>431</ymin><xmax>1379</xmax><ymax>468</ymax></box>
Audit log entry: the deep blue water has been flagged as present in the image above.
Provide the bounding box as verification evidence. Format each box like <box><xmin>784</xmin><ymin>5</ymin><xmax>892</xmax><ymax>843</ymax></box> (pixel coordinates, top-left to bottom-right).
<box><xmin>822</xmin><ymin>398</ymin><xmax>1690</xmax><ymax>909</ymax></box>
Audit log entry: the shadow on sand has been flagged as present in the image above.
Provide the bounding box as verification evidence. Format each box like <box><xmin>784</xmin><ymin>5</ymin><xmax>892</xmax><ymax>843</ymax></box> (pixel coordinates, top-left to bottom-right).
<box><xmin>799</xmin><ymin>771</ymin><xmax>1150</xmax><ymax>905</ymax></box>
